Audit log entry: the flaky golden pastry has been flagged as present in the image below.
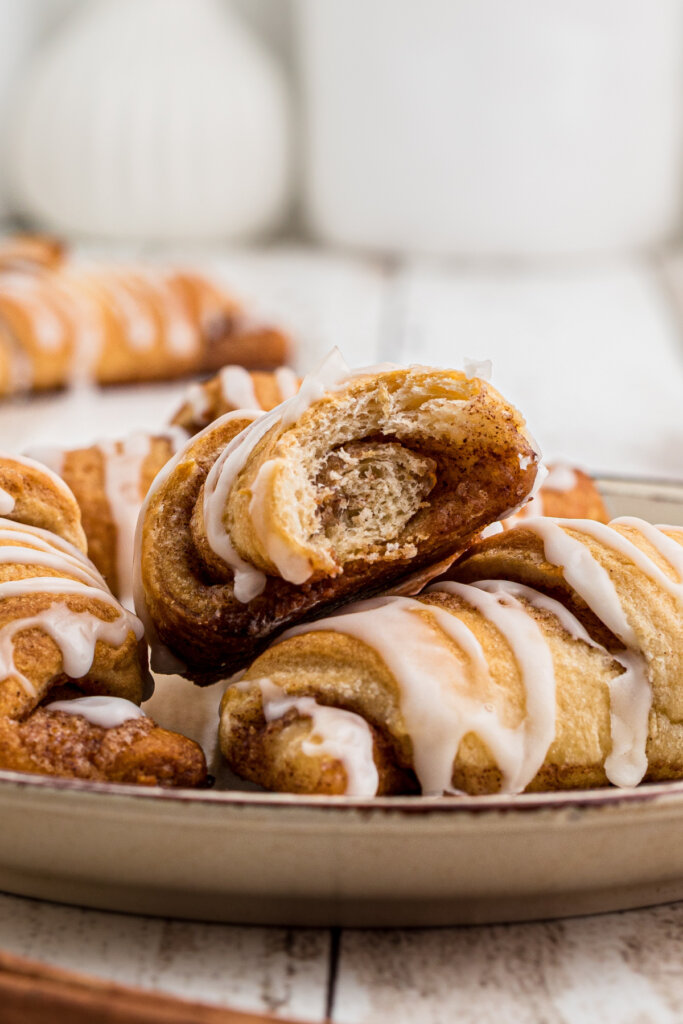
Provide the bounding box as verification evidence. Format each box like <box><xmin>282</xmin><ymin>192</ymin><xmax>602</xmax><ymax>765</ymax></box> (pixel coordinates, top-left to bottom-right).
<box><xmin>500</xmin><ymin>463</ymin><xmax>607</xmax><ymax>529</ymax></box>
<box><xmin>137</xmin><ymin>357</ymin><xmax>540</xmax><ymax>683</ymax></box>
<box><xmin>0</xmin><ymin>235</ymin><xmax>291</xmax><ymax>395</ymax></box>
<box><xmin>29</xmin><ymin>431</ymin><xmax>186</xmax><ymax>605</ymax></box>
<box><xmin>0</xmin><ymin>454</ymin><xmax>206</xmax><ymax>786</ymax></box>
<box><xmin>172</xmin><ymin>365</ymin><xmax>300</xmax><ymax>434</ymax></box>
<box><xmin>220</xmin><ymin>517</ymin><xmax>683</xmax><ymax>797</ymax></box>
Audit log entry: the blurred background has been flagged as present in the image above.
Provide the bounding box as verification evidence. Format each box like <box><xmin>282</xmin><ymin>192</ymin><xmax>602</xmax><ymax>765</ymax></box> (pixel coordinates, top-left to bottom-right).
<box><xmin>1</xmin><ymin>0</ymin><xmax>683</xmax><ymax>477</ymax></box>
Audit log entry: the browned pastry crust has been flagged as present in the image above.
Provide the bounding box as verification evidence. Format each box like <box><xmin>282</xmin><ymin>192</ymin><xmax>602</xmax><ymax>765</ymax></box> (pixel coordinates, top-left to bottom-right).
<box><xmin>172</xmin><ymin>367</ymin><xmax>301</xmax><ymax>434</ymax></box>
<box><xmin>138</xmin><ymin>366</ymin><xmax>540</xmax><ymax>683</ymax></box>
<box><xmin>220</xmin><ymin>518</ymin><xmax>683</xmax><ymax>797</ymax></box>
<box><xmin>30</xmin><ymin>434</ymin><xmax>180</xmax><ymax>600</ymax></box>
<box><xmin>0</xmin><ymin>235</ymin><xmax>291</xmax><ymax>394</ymax></box>
<box><xmin>502</xmin><ymin>464</ymin><xmax>608</xmax><ymax>527</ymax></box>
<box><xmin>5</xmin><ymin>708</ymin><xmax>206</xmax><ymax>787</ymax></box>
<box><xmin>0</xmin><ymin>454</ymin><xmax>207</xmax><ymax>786</ymax></box>
<box><xmin>0</xmin><ymin>454</ymin><xmax>87</xmax><ymax>551</ymax></box>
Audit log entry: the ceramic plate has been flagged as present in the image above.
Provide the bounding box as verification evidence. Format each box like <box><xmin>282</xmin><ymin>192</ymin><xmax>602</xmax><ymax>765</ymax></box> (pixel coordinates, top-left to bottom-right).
<box><xmin>1</xmin><ymin>476</ymin><xmax>683</xmax><ymax>928</ymax></box>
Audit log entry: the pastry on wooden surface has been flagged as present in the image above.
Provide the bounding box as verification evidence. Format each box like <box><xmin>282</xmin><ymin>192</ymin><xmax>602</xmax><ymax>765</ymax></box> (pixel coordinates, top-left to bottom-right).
<box><xmin>220</xmin><ymin>517</ymin><xmax>683</xmax><ymax>797</ymax></box>
<box><xmin>0</xmin><ymin>235</ymin><xmax>291</xmax><ymax>394</ymax></box>
<box><xmin>172</xmin><ymin>365</ymin><xmax>300</xmax><ymax>434</ymax></box>
<box><xmin>136</xmin><ymin>353</ymin><xmax>540</xmax><ymax>683</ymax></box>
<box><xmin>0</xmin><ymin>454</ymin><xmax>207</xmax><ymax>786</ymax></box>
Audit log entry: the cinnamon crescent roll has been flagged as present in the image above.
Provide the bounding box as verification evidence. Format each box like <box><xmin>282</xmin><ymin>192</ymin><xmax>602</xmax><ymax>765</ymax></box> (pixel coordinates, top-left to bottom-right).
<box><xmin>29</xmin><ymin>429</ymin><xmax>188</xmax><ymax>607</ymax></box>
<box><xmin>220</xmin><ymin>517</ymin><xmax>683</xmax><ymax>796</ymax></box>
<box><xmin>0</xmin><ymin>454</ymin><xmax>206</xmax><ymax>786</ymax></box>
<box><xmin>136</xmin><ymin>353</ymin><xmax>541</xmax><ymax>683</ymax></box>
<box><xmin>0</xmin><ymin>235</ymin><xmax>291</xmax><ymax>394</ymax></box>
<box><xmin>172</xmin><ymin>365</ymin><xmax>300</xmax><ymax>434</ymax></box>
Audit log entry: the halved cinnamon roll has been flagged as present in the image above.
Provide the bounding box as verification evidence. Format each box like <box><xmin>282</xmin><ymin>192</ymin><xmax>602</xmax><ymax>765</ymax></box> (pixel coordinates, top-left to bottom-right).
<box><xmin>136</xmin><ymin>353</ymin><xmax>541</xmax><ymax>682</ymax></box>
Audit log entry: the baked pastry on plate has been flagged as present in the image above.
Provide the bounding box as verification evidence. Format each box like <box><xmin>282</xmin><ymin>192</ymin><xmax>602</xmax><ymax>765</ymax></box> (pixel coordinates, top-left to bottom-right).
<box><xmin>220</xmin><ymin>517</ymin><xmax>683</xmax><ymax>797</ymax></box>
<box><xmin>0</xmin><ymin>454</ymin><xmax>206</xmax><ymax>786</ymax></box>
<box><xmin>136</xmin><ymin>351</ymin><xmax>541</xmax><ymax>682</ymax></box>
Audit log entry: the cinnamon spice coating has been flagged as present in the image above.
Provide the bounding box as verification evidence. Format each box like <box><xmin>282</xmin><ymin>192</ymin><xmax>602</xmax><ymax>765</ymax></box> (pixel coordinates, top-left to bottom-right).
<box><xmin>0</xmin><ymin>454</ymin><xmax>207</xmax><ymax>787</ymax></box>
<box><xmin>30</xmin><ymin>434</ymin><xmax>180</xmax><ymax>600</ymax></box>
<box><xmin>219</xmin><ymin>588</ymin><xmax>622</xmax><ymax>796</ymax></box>
<box><xmin>6</xmin><ymin>708</ymin><xmax>206</xmax><ymax>787</ymax></box>
<box><xmin>220</xmin><ymin>519</ymin><xmax>683</xmax><ymax>797</ymax></box>
<box><xmin>138</xmin><ymin>366</ymin><xmax>540</xmax><ymax>683</ymax></box>
<box><xmin>0</xmin><ymin>235</ymin><xmax>291</xmax><ymax>394</ymax></box>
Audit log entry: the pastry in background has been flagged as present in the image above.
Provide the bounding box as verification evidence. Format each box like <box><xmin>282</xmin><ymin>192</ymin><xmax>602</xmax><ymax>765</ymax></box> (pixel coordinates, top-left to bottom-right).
<box><xmin>0</xmin><ymin>454</ymin><xmax>207</xmax><ymax>786</ymax></box>
<box><xmin>221</xmin><ymin>517</ymin><xmax>683</xmax><ymax>798</ymax></box>
<box><xmin>0</xmin><ymin>235</ymin><xmax>291</xmax><ymax>395</ymax></box>
<box><xmin>172</xmin><ymin>365</ymin><xmax>300</xmax><ymax>434</ymax></box>
<box><xmin>136</xmin><ymin>354</ymin><xmax>541</xmax><ymax>683</ymax></box>
<box><xmin>28</xmin><ymin>429</ymin><xmax>188</xmax><ymax>608</ymax></box>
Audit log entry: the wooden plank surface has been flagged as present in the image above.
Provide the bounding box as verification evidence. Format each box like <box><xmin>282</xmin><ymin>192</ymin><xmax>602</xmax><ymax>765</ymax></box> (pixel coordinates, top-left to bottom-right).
<box><xmin>0</xmin><ymin>894</ymin><xmax>330</xmax><ymax>1021</ymax></box>
<box><xmin>331</xmin><ymin>903</ymin><xmax>683</xmax><ymax>1024</ymax></box>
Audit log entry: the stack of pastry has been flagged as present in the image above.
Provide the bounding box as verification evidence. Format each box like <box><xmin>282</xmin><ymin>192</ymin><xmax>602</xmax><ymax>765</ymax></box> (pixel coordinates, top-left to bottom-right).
<box><xmin>132</xmin><ymin>355</ymin><xmax>682</xmax><ymax>799</ymax></box>
<box><xmin>0</xmin><ymin>235</ymin><xmax>290</xmax><ymax>395</ymax></box>
<box><xmin>16</xmin><ymin>348</ymin><xmax>674</xmax><ymax>801</ymax></box>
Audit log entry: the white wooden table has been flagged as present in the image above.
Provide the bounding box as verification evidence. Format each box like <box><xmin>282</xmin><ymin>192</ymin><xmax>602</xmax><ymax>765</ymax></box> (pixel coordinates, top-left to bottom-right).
<box><xmin>3</xmin><ymin>244</ymin><xmax>683</xmax><ymax>1022</ymax></box>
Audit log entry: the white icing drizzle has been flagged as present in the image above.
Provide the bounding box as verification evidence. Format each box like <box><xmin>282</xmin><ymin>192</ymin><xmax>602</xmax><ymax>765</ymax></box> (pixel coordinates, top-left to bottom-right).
<box><xmin>469</xmin><ymin>577</ymin><xmax>650</xmax><ymax>787</ymax></box>
<box><xmin>249</xmin><ymin>678</ymin><xmax>379</xmax><ymax>797</ymax></box>
<box><xmin>0</xmin><ymin>518</ymin><xmax>145</xmax><ymax>697</ymax></box>
<box><xmin>518</xmin><ymin>517</ymin><xmax>666</xmax><ymax>786</ymax></box>
<box><xmin>0</xmin><ymin>488</ymin><xmax>14</xmax><ymax>515</ymax></box>
<box><xmin>472</xmin><ymin>579</ymin><xmax>596</xmax><ymax>646</ymax></box>
<box><xmin>97</xmin><ymin>270</ymin><xmax>157</xmax><ymax>351</ymax></box>
<box><xmin>543</xmin><ymin>463</ymin><xmax>578</xmax><ymax>493</ymax></box>
<box><xmin>202</xmin><ymin>348</ymin><xmax>350</xmax><ymax>602</ymax></box>
<box><xmin>98</xmin><ymin>433</ymin><xmax>153</xmax><ymax>610</ymax></box>
<box><xmin>50</xmin><ymin>272</ymin><xmax>106</xmax><ymax>391</ymax></box>
<box><xmin>187</xmin><ymin>382</ymin><xmax>211</xmax><ymax>422</ymax></box>
<box><xmin>100</xmin><ymin>429</ymin><xmax>189</xmax><ymax>609</ymax></box>
<box><xmin>132</xmin><ymin>409</ymin><xmax>262</xmax><ymax>670</ymax></box>
<box><xmin>138</xmin><ymin>270</ymin><xmax>197</xmax><ymax>358</ymax></box>
<box><xmin>430</xmin><ymin>582</ymin><xmax>557</xmax><ymax>792</ymax></box>
<box><xmin>45</xmin><ymin>695</ymin><xmax>145</xmax><ymax>729</ymax></box>
<box><xmin>219</xmin><ymin>365</ymin><xmax>260</xmax><ymax>410</ymax></box>
<box><xmin>281</xmin><ymin>591</ymin><xmax>556</xmax><ymax>796</ymax></box>
<box><xmin>274</xmin><ymin>367</ymin><xmax>299</xmax><ymax>401</ymax></box>
<box><xmin>8</xmin><ymin>451</ymin><xmax>75</xmax><ymax>505</ymax></box>
<box><xmin>0</xmin><ymin>272</ymin><xmax>65</xmax><ymax>350</ymax></box>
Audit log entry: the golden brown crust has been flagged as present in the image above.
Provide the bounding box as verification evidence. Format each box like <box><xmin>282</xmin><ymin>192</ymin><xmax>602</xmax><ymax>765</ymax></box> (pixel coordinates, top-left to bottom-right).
<box><xmin>502</xmin><ymin>465</ymin><xmax>608</xmax><ymax>527</ymax></box>
<box><xmin>171</xmin><ymin>367</ymin><xmax>301</xmax><ymax>434</ymax></box>
<box><xmin>220</xmin><ymin>518</ymin><xmax>683</xmax><ymax>797</ymax></box>
<box><xmin>4</xmin><ymin>709</ymin><xmax>207</xmax><ymax>787</ymax></box>
<box><xmin>0</xmin><ymin>455</ymin><xmax>208</xmax><ymax>787</ymax></box>
<box><xmin>140</xmin><ymin>368</ymin><xmax>540</xmax><ymax>683</ymax></box>
<box><xmin>40</xmin><ymin>435</ymin><xmax>177</xmax><ymax>598</ymax></box>
<box><xmin>219</xmin><ymin>588</ymin><xmax>622</xmax><ymax>796</ymax></box>
<box><xmin>0</xmin><ymin>237</ymin><xmax>292</xmax><ymax>395</ymax></box>
<box><xmin>0</xmin><ymin>454</ymin><xmax>86</xmax><ymax>551</ymax></box>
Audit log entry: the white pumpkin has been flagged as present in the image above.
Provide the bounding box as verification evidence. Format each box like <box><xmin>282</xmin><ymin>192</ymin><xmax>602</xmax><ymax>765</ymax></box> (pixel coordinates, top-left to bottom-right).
<box><xmin>9</xmin><ymin>0</ymin><xmax>292</xmax><ymax>241</ymax></box>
